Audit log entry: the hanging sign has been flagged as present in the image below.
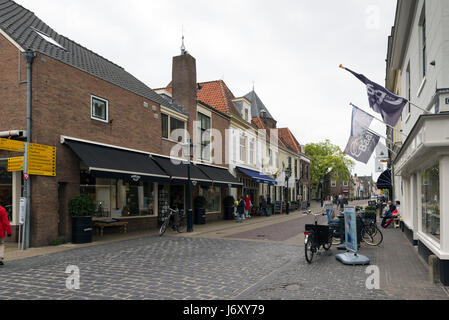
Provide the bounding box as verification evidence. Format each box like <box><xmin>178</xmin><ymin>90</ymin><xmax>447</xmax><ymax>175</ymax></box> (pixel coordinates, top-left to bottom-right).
<box><xmin>27</xmin><ymin>143</ymin><xmax>56</xmax><ymax>176</ymax></box>
<box><xmin>344</xmin><ymin>206</ymin><xmax>358</xmax><ymax>253</ymax></box>
<box><xmin>8</xmin><ymin>156</ymin><xmax>25</xmax><ymax>172</ymax></box>
<box><xmin>0</xmin><ymin>138</ymin><xmax>25</xmax><ymax>152</ymax></box>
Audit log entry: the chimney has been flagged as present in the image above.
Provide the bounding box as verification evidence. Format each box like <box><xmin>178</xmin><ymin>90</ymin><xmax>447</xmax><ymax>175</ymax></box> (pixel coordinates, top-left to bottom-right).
<box><xmin>172</xmin><ymin>53</ymin><xmax>197</xmax><ymax>114</ymax></box>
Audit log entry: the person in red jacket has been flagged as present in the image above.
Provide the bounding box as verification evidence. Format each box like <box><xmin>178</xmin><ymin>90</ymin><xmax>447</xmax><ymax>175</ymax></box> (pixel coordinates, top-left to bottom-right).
<box><xmin>0</xmin><ymin>198</ymin><xmax>12</xmax><ymax>266</ymax></box>
<box><xmin>244</xmin><ymin>194</ymin><xmax>251</xmax><ymax>219</ymax></box>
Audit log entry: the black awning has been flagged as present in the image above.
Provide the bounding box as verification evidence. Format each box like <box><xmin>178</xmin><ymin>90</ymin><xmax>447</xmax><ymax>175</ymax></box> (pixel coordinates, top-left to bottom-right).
<box><xmin>65</xmin><ymin>140</ymin><xmax>170</xmax><ymax>182</ymax></box>
<box><xmin>151</xmin><ymin>155</ymin><xmax>212</xmax><ymax>185</ymax></box>
<box><xmin>196</xmin><ymin>164</ymin><xmax>242</xmax><ymax>187</ymax></box>
<box><xmin>377</xmin><ymin>169</ymin><xmax>392</xmax><ymax>189</ymax></box>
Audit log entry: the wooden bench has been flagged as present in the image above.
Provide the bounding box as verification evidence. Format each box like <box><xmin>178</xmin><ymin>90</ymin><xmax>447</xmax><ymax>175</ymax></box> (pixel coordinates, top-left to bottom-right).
<box><xmin>94</xmin><ymin>221</ymin><xmax>128</xmax><ymax>237</ymax></box>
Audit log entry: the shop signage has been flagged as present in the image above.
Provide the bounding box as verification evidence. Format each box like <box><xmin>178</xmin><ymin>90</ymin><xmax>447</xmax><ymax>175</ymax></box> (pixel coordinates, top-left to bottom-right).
<box><xmin>131</xmin><ymin>175</ymin><xmax>141</xmax><ymax>182</ymax></box>
<box><xmin>344</xmin><ymin>206</ymin><xmax>357</xmax><ymax>253</ymax></box>
<box><xmin>0</xmin><ymin>138</ymin><xmax>25</xmax><ymax>152</ymax></box>
<box><xmin>7</xmin><ymin>156</ymin><xmax>24</xmax><ymax>172</ymax></box>
<box><xmin>27</xmin><ymin>143</ymin><xmax>56</xmax><ymax>176</ymax></box>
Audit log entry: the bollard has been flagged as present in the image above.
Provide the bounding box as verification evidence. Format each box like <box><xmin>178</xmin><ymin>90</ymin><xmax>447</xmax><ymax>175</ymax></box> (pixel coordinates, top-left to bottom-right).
<box><xmin>428</xmin><ymin>255</ymin><xmax>440</xmax><ymax>284</ymax></box>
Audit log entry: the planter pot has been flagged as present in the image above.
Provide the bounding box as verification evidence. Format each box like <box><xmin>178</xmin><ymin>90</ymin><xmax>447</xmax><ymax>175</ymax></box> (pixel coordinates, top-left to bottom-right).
<box><xmin>71</xmin><ymin>216</ymin><xmax>93</xmax><ymax>244</ymax></box>
<box><xmin>194</xmin><ymin>208</ymin><xmax>206</xmax><ymax>225</ymax></box>
<box><xmin>224</xmin><ymin>207</ymin><xmax>234</xmax><ymax>220</ymax></box>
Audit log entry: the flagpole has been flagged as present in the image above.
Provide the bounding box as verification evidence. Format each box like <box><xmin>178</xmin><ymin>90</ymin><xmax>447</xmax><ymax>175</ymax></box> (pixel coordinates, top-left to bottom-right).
<box><xmin>408</xmin><ymin>101</ymin><xmax>431</xmax><ymax>114</ymax></box>
<box><xmin>349</xmin><ymin>102</ymin><xmax>408</xmax><ymax>138</ymax></box>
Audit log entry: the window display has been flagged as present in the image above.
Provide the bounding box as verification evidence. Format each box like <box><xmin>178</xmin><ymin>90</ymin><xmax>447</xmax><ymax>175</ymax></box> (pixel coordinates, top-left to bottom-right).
<box><xmin>421</xmin><ymin>164</ymin><xmax>440</xmax><ymax>241</ymax></box>
<box><xmin>199</xmin><ymin>186</ymin><xmax>221</xmax><ymax>213</ymax></box>
<box><xmin>0</xmin><ymin>160</ymin><xmax>12</xmax><ymax>221</ymax></box>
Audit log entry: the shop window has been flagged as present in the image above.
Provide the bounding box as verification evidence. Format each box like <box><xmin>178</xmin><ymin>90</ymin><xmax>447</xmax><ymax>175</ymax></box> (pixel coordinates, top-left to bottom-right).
<box><xmin>421</xmin><ymin>164</ymin><xmax>440</xmax><ymax>242</ymax></box>
<box><xmin>91</xmin><ymin>95</ymin><xmax>108</xmax><ymax>122</ymax></box>
<box><xmin>199</xmin><ymin>186</ymin><xmax>221</xmax><ymax>213</ymax></box>
<box><xmin>80</xmin><ymin>170</ymin><xmax>155</xmax><ymax>218</ymax></box>
<box><xmin>0</xmin><ymin>160</ymin><xmax>12</xmax><ymax>221</ymax></box>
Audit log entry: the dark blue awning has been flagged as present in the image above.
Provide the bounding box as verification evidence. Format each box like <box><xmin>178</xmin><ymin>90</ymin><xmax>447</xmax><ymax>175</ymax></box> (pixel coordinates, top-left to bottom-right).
<box><xmin>376</xmin><ymin>169</ymin><xmax>392</xmax><ymax>189</ymax></box>
<box><xmin>236</xmin><ymin>167</ymin><xmax>277</xmax><ymax>185</ymax></box>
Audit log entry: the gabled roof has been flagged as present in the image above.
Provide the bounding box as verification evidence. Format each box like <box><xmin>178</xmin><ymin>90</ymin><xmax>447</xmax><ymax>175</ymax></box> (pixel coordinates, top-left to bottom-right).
<box><xmin>0</xmin><ymin>0</ymin><xmax>182</xmax><ymax>112</ymax></box>
<box><xmin>244</xmin><ymin>90</ymin><xmax>275</xmax><ymax>120</ymax></box>
<box><xmin>278</xmin><ymin>128</ymin><xmax>302</xmax><ymax>153</ymax></box>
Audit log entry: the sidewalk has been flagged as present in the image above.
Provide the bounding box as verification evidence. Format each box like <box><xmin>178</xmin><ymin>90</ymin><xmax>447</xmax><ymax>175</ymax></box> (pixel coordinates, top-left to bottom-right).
<box><xmin>4</xmin><ymin>202</ymin><xmax>323</xmax><ymax>262</ymax></box>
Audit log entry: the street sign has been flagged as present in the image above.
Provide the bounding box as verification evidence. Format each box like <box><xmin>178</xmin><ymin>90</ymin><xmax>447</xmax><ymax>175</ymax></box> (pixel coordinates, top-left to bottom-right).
<box><xmin>27</xmin><ymin>143</ymin><xmax>56</xmax><ymax>176</ymax></box>
<box><xmin>0</xmin><ymin>138</ymin><xmax>25</xmax><ymax>152</ymax></box>
<box><xmin>19</xmin><ymin>197</ymin><xmax>26</xmax><ymax>225</ymax></box>
<box><xmin>7</xmin><ymin>156</ymin><xmax>24</xmax><ymax>172</ymax></box>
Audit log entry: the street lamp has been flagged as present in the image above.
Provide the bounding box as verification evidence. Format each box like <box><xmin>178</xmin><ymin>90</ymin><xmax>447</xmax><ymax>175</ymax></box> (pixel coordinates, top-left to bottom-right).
<box><xmin>320</xmin><ymin>178</ymin><xmax>324</xmax><ymax>207</ymax></box>
<box><xmin>285</xmin><ymin>167</ymin><xmax>292</xmax><ymax>214</ymax></box>
<box><xmin>182</xmin><ymin>139</ymin><xmax>194</xmax><ymax>233</ymax></box>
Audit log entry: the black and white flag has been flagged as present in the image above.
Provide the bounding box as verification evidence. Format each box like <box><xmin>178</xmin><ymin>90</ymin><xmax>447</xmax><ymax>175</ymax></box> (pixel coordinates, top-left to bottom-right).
<box><xmin>344</xmin><ymin>130</ymin><xmax>380</xmax><ymax>164</ymax></box>
<box><xmin>376</xmin><ymin>142</ymin><xmax>389</xmax><ymax>160</ymax></box>
<box><xmin>351</xmin><ymin>106</ymin><xmax>374</xmax><ymax>137</ymax></box>
<box><xmin>342</xmin><ymin>66</ymin><xmax>407</xmax><ymax>127</ymax></box>
<box><xmin>375</xmin><ymin>158</ymin><xmax>384</xmax><ymax>173</ymax></box>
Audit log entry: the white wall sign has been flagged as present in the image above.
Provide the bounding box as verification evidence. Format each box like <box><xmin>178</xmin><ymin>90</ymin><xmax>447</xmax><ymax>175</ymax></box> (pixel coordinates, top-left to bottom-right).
<box><xmin>19</xmin><ymin>197</ymin><xmax>26</xmax><ymax>225</ymax></box>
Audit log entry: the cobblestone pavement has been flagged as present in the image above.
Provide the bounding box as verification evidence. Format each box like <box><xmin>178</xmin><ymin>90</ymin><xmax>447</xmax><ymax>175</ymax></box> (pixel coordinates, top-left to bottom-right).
<box><xmin>0</xmin><ymin>200</ymin><xmax>448</xmax><ymax>300</ymax></box>
<box><xmin>0</xmin><ymin>236</ymin><xmax>300</xmax><ymax>300</ymax></box>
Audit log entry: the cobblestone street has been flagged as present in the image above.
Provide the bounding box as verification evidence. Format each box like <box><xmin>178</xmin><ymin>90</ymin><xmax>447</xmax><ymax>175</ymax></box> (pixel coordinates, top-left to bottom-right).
<box><xmin>1</xmin><ymin>203</ymin><xmax>448</xmax><ymax>300</ymax></box>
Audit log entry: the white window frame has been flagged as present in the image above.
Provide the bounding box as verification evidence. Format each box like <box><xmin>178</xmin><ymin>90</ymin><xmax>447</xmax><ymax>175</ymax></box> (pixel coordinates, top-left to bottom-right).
<box><xmin>161</xmin><ymin>112</ymin><xmax>186</xmax><ymax>143</ymax></box>
<box><xmin>91</xmin><ymin>95</ymin><xmax>109</xmax><ymax>123</ymax></box>
<box><xmin>331</xmin><ymin>181</ymin><xmax>337</xmax><ymax>188</ymax></box>
<box><xmin>343</xmin><ymin>181</ymin><xmax>349</xmax><ymax>187</ymax></box>
<box><xmin>198</xmin><ymin>111</ymin><xmax>212</xmax><ymax>162</ymax></box>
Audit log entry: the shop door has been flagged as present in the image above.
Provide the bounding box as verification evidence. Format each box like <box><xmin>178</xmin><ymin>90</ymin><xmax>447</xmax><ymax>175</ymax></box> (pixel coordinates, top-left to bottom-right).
<box><xmin>170</xmin><ymin>185</ymin><xmax>185</xmax><ymax>211</ymax></box>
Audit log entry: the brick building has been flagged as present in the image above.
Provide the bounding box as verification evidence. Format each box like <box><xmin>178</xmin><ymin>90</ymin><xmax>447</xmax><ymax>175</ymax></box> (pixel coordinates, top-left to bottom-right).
<box><xmin>0</xmin><ymin>0</ymin><xmax>240</xmax><ymax>247</ymax></box>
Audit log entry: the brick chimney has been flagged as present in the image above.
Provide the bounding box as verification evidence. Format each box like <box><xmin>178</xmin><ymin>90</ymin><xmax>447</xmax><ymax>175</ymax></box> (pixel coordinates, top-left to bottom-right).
<box><xmin>172</xmin><ymin>53</ymin><xmax>197</xmax><ymax>114</ymax></box>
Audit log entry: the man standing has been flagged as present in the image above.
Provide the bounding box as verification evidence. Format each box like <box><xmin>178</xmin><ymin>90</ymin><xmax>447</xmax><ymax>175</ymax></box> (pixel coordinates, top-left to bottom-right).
<box><xmin>236</xmin><ymin>196</ymin><xmax>246</xmax><ymax>223</ymax></box>
<box><xmin>0</xmin><ymin>198</ymin><xmax>12</xmax><ymax>266</ymax></box>
<box><xmin>244</xmin><ymin>194</ymin><xmax>251</xmax><ymax>219</ymax></box>
<box><xmin>338</xmin><ymin>194</ymin><xmax>348</xmax><ymax>211</ymax></box>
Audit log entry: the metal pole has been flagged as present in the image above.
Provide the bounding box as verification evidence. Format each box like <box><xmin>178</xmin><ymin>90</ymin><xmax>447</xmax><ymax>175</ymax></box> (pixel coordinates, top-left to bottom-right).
<box><xmin>23</xmin><ymin>50</ymin><xmax>35</xmax><ymax>250</ymax></box>
<box><xmin>186</xmin><ymin>140</ymin><xmax>193</xmax><ymax>233</ymax></box>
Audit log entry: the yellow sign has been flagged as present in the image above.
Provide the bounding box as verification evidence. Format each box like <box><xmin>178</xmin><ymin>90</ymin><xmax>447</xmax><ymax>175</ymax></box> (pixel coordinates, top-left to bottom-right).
<box><xmin>7</xmin><ymin>156</ymin><xmax>24</xmax><ymax>172</ymax></box>
<box><xmin>27</xmin><ymin>143</ymin><xmax>56</xmax><ymax>177</ymax></box>
<box><xmin>0</xmin><ymin>138</ymin><xmax>25</xmax><ymax>152</ymax></box>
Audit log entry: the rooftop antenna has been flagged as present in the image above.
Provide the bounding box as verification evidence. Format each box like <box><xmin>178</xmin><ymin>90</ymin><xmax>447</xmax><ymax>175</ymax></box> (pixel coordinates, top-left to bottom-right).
<box><xmin>181</xmin><ymin>25</ymin><xmax>186</xmax><ymax>55</ymax></box>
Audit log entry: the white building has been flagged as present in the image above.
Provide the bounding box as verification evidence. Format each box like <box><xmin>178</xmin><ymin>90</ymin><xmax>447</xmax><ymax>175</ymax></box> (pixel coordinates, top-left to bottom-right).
<box><xmin>386</xmin><ymin>0</ymin><xmax>449</xmax><ymax>285</ymax></box>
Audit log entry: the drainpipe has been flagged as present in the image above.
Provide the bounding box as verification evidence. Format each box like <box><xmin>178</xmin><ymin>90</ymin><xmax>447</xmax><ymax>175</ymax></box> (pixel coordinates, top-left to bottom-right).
<box><xmin>23</xmin><ymin>50</ymin><xmax>35</xmax><ymax>250</ymax></box>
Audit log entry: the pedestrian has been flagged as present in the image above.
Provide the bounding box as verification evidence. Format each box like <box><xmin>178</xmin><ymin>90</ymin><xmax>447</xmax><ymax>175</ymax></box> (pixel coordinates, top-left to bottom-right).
<box><xmin>236</xmin><ymin>196</ymin><xmax>246</xmax><ymax>223</ymax></box>
<box><xmin>0</xmin><ymin>197</ymin><xmax>12</xmax><ymax>266</ymax></box>
<box><xmin>338</xmin><ymin>194</ymin><xmax>348</xmax><ymax>212</ymax></box>
<box><xmin>244</xmin><ymin>194</ymin><xmax>251</xmax><ymax>219</ymax></box>
<box><xmin>381</xmin><ymin>200</ymin><xmax>397</xmax><ymax>227</ymax></box>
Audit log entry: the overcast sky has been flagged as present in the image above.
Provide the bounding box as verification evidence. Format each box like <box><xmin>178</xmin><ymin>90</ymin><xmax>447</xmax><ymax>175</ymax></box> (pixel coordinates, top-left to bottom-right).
<box><xmin>16</xmin><ymin>0</ymin><xmax>397</xmax><ymax>179</ymax></box>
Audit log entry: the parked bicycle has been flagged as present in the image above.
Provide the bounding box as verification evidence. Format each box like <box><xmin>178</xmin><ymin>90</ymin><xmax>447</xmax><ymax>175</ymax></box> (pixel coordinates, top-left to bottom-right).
<box><xmin>359</xmin><ymin>211</ymin><xmax>383</xmax><ymax>246</ymax></box>
<box><xmin>304</xmin><ymin>212</ymin><xmax>332</xmax><ymax>263</ymax></box>
<box><xmin>159</xmin><ymin>207</ymin><xmax>186</xmax><ymax>236</ymax></box>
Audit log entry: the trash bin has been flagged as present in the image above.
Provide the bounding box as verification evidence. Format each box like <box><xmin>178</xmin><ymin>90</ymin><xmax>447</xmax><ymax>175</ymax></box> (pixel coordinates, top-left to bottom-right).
<box><xmin>194</xmin><ymin>208</ymin><xmax>206</xmax><ymax>225</ymax></box>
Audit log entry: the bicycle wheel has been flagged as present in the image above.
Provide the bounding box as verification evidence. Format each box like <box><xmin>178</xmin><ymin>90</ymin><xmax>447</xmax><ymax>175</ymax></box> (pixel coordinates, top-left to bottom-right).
<box><xmin>305</xmin><ymin>236</ymin><xmax>314</xmax><ymax>263</ymax></box>
<box><xmin>323</xmin><ymin>232</ymin><xmax>333</xmax><ymax>251</ymax></box>
<box><xmin>177</xmin><ymin>217</ymin><xmax>186</xmax><ymax>233</ymax></box>
<box><xmin>159</xmin><ymin>219</ymin><xmax>169</xmax><ymax>237</ymax></box>
<box><xmin>361</xmin><ymin>225</ymin><xmax>383</xmax><ymax>246</ymax></box>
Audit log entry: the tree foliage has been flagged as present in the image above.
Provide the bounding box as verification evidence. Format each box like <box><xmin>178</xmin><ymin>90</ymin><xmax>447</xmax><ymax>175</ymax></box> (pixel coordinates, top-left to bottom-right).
<box><xmin>305</xmin><ymin>140</ymin><xmax>355</xmax><ymax>187</ymax></box>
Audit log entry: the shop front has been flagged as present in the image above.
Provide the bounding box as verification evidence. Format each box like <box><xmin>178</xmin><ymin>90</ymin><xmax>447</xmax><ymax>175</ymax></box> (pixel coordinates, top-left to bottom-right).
<box><xmin>0</xmin><ymin>159</ymin><xmax>22</xmax><ymax>235</ymax></box>
<box><xmin>393</xmin><ymin>114</ymin><xmax>449</xmax><ymax>285</ymax></box>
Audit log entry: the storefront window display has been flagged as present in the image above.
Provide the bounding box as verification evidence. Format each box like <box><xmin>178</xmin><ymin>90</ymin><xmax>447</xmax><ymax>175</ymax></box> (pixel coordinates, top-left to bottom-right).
<box><xmin>0</xmin><ymin>160</ymin><xmax>13</xmax><ymax>221</ymax></box>
<box><xmin>80</xmin><ymin>169</ymin><xmax>155</xmax><ymax>218</ymax></box>
<box><xmin>421</xmin><ymin>164</ymin><xmax>440</xmax><ymax>241</ymax></box>
<box><xmin>199</xmin><ymin>186</ymin><xmax>221</xmax><ymax>213</ymax></box>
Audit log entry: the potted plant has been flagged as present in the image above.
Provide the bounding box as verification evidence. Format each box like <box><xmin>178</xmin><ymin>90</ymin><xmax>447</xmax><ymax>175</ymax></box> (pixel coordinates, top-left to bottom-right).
<box><xmin>69</xmin><ymin>194</ymin><xmax>95</xmax><ymax>244</ymax></box>
<box><xmin>193</xmin><ymin>196</ymin><xmax>207</xmax><ymax>225</ymax></box>
<box><xmin>223</xmin><ymin>196</ymin><xmax>235</xmax><ymax>220</ymax></box>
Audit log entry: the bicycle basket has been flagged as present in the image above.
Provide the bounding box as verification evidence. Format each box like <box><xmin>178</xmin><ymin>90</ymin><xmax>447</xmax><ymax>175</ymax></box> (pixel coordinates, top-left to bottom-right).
<box><xmin>361</xmin><ymin>212</ymin><xmax>376</xmax><ymax>223</ymax></box>
<box><xmin>305</xmin><ymin>224</ymin><xmax>330</xmax><ymax>243</ymax></box>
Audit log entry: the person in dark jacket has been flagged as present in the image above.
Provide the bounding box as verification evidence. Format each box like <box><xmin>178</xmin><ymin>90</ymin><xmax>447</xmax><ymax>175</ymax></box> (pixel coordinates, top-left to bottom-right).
<box><xmin>0</xmin><ymin>198</ymin><xmax>12</xmax><ymax>266</ymax></box>
<box><xmin>236</xmin><ymin>197</ymin><xmax>246</xmax><ymax>223</ymax></box>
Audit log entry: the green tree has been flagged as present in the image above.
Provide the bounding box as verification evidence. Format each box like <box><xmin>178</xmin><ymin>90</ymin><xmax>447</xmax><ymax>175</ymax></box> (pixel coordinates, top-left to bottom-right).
<box><xmin>305</xmin><ymin>140</ymin><xmax>354</xmax><ymax>188</ymax></box>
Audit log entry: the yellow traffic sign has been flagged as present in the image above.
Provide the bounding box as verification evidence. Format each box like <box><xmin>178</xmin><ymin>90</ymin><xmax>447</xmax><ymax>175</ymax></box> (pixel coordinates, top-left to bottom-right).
<box><xmin>27</xmin><ymin>143</ymin><xmax>56</xmax><ymax>177</ymax></box>
<box><xmin>0</xmin><ymin>138</ymin><xmax>25</xmax><ymax>152</ymax></box>
<box><xmin>7</xmin><ymin>156</ymin><xmax>24</xmax><ymax>172</ymax></box>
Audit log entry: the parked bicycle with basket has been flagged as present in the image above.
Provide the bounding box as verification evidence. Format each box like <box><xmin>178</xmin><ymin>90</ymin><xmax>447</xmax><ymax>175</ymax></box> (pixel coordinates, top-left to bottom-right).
<box><xmin>304</xmin><ymin>212</ymin><xmax>333</xmax><ymax>263</ymax></box>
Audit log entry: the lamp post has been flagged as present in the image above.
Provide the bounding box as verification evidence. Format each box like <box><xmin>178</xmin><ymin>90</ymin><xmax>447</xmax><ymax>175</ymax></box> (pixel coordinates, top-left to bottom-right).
<box><xmin>183</xmin><ymin>139</ymin><xmax>194</xmax><ymax>233</ymax></box>
<box><xmin>285</xmin><ymin>167</ymin><xmax>292</xmax><ymax>214</ymax></box>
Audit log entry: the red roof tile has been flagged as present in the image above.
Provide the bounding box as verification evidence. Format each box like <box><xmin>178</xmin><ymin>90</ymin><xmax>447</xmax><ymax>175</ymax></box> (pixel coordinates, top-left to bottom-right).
<box><xmin>278</xmin><ymin>128</ymin><xmax>302</xmax><ymax>153</ymax></box>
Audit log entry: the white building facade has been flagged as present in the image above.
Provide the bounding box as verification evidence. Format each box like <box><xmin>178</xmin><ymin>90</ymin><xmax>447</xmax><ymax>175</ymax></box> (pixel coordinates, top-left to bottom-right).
<box><xmin>386</xmin><ymin>0</ymin><xmax>449</xmax><ymax>285</ymax></box>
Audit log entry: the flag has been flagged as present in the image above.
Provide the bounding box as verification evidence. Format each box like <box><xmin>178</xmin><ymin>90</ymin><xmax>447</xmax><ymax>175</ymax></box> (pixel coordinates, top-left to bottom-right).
<box><xmin>376</xmin><ymin>142</ymin><xmax>389</xmax><ymax>160</ymax></box>
<box><xmin>344</xmin><ymin>129</ymin><xmax>380</xmax><ymax>164</ymax></box>
<box><xmin>342</xmin><ymin>66</ymin><xmax>407</xmax><ymax>126</ymax></box>
<box><xmin>375</xmin><ymin>158</ymin><xmax>384</xmax><ymax>173</ymax></box>
<box><xmin>351</xmin><ymin>106</ymin><xmax>374</xmax><ymax>137</ymax></box>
